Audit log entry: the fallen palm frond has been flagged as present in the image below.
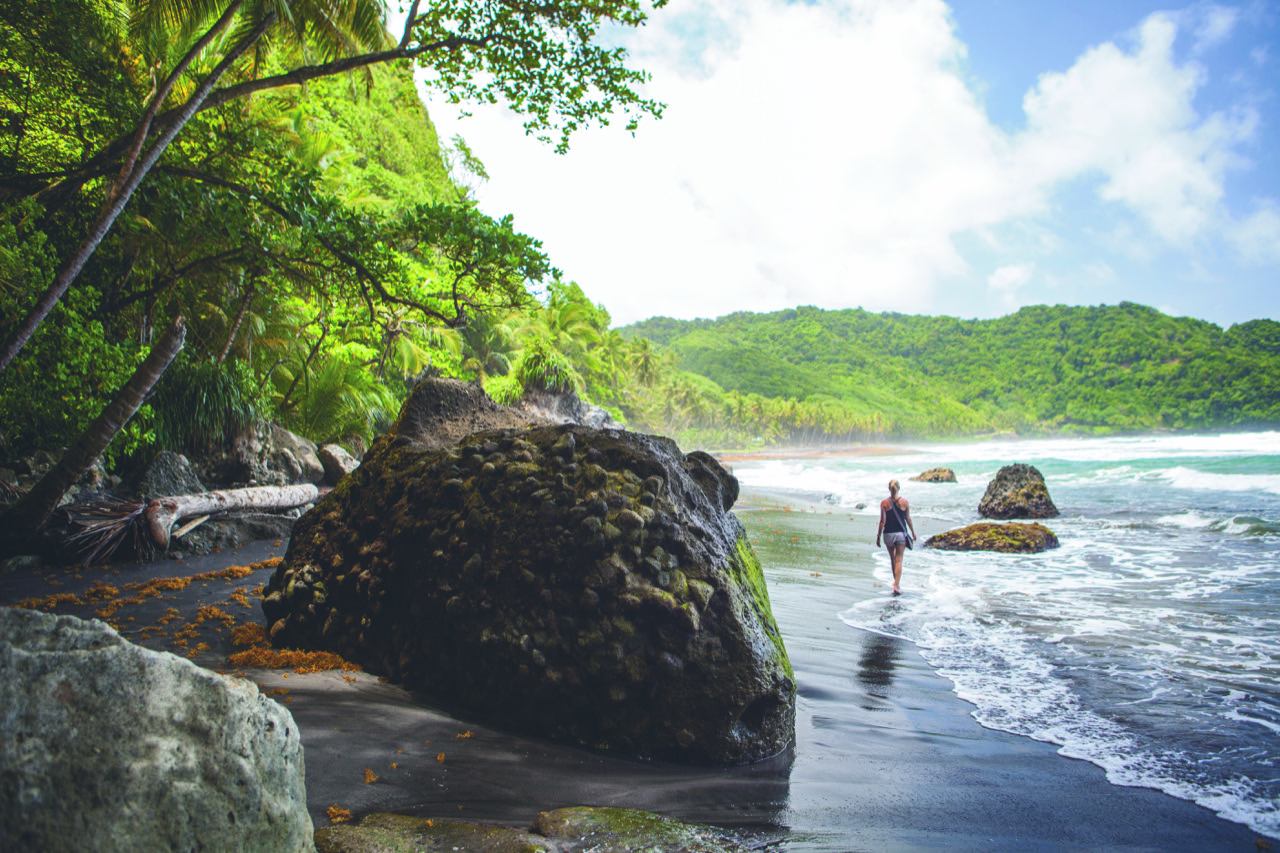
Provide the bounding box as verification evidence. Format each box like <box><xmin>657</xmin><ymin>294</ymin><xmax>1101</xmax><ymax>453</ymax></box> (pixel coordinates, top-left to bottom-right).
<box><xmin>0</xmin><ymin>479</ymin><xmax>26</xmax><ymax>505</ymax></box>
<box><xmin>64</xmin><ymin>497</ymin><xmax>154</xmax><ymax>566</ymax></box>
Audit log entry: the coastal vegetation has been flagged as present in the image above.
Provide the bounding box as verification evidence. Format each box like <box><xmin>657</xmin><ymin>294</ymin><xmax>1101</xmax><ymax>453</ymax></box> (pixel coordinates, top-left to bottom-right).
<box><xmin>622</xmin><ymin>304</ymin><xmax>1280</xmax><ymax>445</ymax></box>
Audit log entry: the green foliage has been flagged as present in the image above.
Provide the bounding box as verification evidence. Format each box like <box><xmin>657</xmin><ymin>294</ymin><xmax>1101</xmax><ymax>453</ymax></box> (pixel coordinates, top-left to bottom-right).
<box><xmin>484</xmin><ymin>372</ymin><xmax>522</xmax><ymax>406</ymax></box>
<box><xmin>274</xmin><ymin>354</ymin><xmax>398</xmax><ymax>445</ymax></box>
<box><xmin>408</xmin><ymin>0</ymin><xmax>667</xmax><ymax>153</ymax></box>
<box><xmin>513</xmin><ymin>336</ymin><xmax>583</xmax><ymax>394</ymax></box>
<box><xmin>149</xmin><ymin>356</ymin><xmax>267</xmax><ymax>452</ymax></box>
<box><xmin>623</xmin><ymin>302</ymin><xmax>1280</xmax><ymax>441</ymax></box>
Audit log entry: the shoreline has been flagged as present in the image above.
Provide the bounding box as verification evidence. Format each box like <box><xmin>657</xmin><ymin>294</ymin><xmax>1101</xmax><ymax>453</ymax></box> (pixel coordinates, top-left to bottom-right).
<box><xmin>0</xmin><ymin>488</ymin><xmax>1264</xmax><ymax>849</ymax></box>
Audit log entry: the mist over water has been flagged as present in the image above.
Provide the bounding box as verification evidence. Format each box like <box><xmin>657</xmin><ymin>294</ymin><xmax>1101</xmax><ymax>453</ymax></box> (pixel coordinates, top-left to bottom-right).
<box><xmin>731</xmin><ymin>432</ymin><xmax>1280</xmax><ymax>838</ymax></box>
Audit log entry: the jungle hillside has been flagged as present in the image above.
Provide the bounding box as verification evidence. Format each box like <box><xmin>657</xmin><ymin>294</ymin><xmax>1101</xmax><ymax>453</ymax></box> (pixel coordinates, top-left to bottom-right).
<box><xmin>623</xmin><ymin>303</ymin><xmax>1280</xmax><ymax>445</ymax></box>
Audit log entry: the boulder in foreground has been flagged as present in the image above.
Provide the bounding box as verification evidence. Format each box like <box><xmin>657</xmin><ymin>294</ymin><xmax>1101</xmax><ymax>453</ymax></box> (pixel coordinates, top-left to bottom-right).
<box><xmin>0</xmin><ymin>608</ymin><xmax>312</xmax><ymax>853</ymax></box>
<box><xmin>314</xmin><ymin>807</ymin><xmax>750</xmax><ymax>853</ymax></box>
<box><xmin>910</xmin><ymin>467</ymin><xmax>957</xmax><ymax>483</ymax></box>
<box><xmin>262</xmin><ymin>383</ymin><xmax>794</xmax><ymax>765</ymax></box>
<box><xmin>978</xmin><ymin>463</ymin><xmax>1060</xmax><ymax>519</ymax></box>
<box><xmin>924</xmin><ymin>522</ymin><xmax>1061</xmax><ymax>553</ymax></box>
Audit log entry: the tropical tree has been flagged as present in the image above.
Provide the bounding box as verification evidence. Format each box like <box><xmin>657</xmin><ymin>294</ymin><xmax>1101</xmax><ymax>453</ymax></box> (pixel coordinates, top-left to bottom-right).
<box><xmin>0</xmin><ymin>0</ymin><xmax>668</xmax><ymax>371</ymax></box>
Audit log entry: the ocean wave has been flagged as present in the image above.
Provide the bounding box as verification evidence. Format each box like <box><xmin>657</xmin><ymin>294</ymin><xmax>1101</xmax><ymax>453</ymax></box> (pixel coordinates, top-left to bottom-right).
<box><xmin>1160</xmin><ymin>466</ymin><xmax>1280</xmax><ymax>495</ymax></box>
<box><xmin>836</xmin><ymin>537</ymin><xmax>1280</xmax><ymax>839</ymax></box>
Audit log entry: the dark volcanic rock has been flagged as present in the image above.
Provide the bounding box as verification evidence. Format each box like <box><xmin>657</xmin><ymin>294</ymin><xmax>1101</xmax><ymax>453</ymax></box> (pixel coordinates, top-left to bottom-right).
<box><xmin>136</xmin><ymin>450</ymin><xmax>206</xmax><ymax>498</ymax></box>
<box><xmin>262</xmin><ymin>400</ymin><xmax>794</xmax><ymax>765</ymax></box>
<box><xmin>910</xmin><ymin>467</ymin><xmax>957</xmax><ymax>483</ymax></box>
<box><xmin>978</xmin><ymin>463</ymin><xmax>1059</xmax><ymax>519</ymax></box>
<box><xmin>924</xmin><ymin>522</ymin><xmax>1061</xmax><ymax>553</ymax></box>
<box><xmin>393</xmin><ymin>377</ymin><xmax>549</xmax><ymax>450</ymax></box>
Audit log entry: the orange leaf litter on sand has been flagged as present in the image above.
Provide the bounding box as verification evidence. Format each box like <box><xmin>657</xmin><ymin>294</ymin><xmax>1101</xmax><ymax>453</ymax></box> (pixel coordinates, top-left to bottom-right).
<box><xmin>326</xmin><ymin>806</ymin><xmax>352</xmax><ymax>824</ymax></box>
<box><xmin>363</xmin><ymin>768</ymin><xmax>378</xmax><ymax>784</ymax></box>
<box><xmin>436</xmin><ymin>753</ymin><xmax>445</xmax><ymax>763</ymax></box>
<box><xmin>13</xmin><ymin>558</ymin><xmax>281</xmax><ymax>614</ymax></box>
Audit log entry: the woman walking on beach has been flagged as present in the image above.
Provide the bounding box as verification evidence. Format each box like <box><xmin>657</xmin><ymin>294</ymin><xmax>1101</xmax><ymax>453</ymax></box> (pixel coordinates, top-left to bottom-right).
<box><xmin>876</xmin><ymin>479</ymin><xmax>916</xmax><ymax>595</ymax></box>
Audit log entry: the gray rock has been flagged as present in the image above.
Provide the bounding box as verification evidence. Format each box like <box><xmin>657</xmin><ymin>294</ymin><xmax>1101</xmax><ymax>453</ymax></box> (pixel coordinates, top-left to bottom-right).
<box><xmin>0</xmin><ymin>608</ymin><xmax>313</xmax><ymax>853</ymax></box>
<box><xmin>171</xmin><ymin>513</ymin><xmax>298</xmax><ymax>558</ymax></box>
<box><xmin>978</xmin><ymin>463</ymin><xmax>1060</xmax><ymax>519</ymax></box>
<box><xmin>262</xmin><ymin>401</ymin><xmax>794</xmax><ymax>765</ymax></box>
<box><xmin>517</xmin><ymin>387</ymin><xmax>619</xmax><ymax>430</ymax></box>
<box><xmin>271</xmin><ymin>425</ymin><xmax>325</xmax><ymax>485</ymax></box>
<box><xmin>1</xmin><ymin>554</ymin><xmax>43</xmax><ymax>574</ymax></box>
<box><xmin>137</xmin><ymin>450</ymin><xmax>206</xmax><ymax>499</ymax></box>
<box><xmin>318</xmin><ymin>444</ymin><xmax>360</xmax><ymax>485</ymax></box>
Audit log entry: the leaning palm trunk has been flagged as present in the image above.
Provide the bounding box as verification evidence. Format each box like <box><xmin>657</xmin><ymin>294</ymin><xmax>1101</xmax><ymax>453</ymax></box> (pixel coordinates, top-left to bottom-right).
<box><xmin>0</xmin><ymin>4</ymin><xmax>269</xmax><ymax>373</ymax></box>
<box><xmin>145</xmin><ymin>483</ymin><xmax>319</xmax><ymax>550</ymax></box>
<box><xmin>0</xmin><ymin>317</ymin><xmax>187</xmax><ymax>550</ymax></box>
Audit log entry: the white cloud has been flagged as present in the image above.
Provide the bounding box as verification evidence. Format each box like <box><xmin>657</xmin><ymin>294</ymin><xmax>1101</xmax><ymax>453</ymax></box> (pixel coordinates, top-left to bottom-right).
<box><xmin>1014</xmin><ymin>13</ymin><xmax>1257</xmax><ymax>245</ymax></box>
<box><xmin>411</xmin><ymin>0</ymin><xmax>1272</xmax><ymax>325</ymax></box>
<box><xmin>988</xmin><ymin>262</ymin><xmax>1036</xmax><ymax>292</ymax></box>
<box><xmin>1229</xmin><ymin>203</ymin><xmax>1280</xmax><ymax>264</ymax></box>
<box><xmin>1192</xmin><ymin>4</ymin><xmax>1240</xmax><ymax>52</ymax></box>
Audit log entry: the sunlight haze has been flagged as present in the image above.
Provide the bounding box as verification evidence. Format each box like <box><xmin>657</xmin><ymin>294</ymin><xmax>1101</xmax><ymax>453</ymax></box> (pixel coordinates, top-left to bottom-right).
<box><xmin>402</xmin><ymin>0</ymin><xmax>1279</xmax><ymax>327</ymax></box>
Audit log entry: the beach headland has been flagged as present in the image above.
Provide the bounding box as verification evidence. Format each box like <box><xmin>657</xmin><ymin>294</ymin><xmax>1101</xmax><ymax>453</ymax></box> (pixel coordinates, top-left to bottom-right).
<box><xmin>0</xmin><ymin>483</ymin><xmax>1262</xmax><ymax>851</ymax></box>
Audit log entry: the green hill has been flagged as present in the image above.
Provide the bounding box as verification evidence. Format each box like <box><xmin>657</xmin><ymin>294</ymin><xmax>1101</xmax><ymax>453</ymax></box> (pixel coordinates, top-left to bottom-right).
<box><xmin>622</xmin><ymin>303</ymin><xmax>1280</xmax><ymax>437</ymax></box>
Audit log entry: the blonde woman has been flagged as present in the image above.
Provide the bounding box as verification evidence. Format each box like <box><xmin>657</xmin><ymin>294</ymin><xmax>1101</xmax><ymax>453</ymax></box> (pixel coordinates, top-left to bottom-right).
<box><xmin>876</xmin><ymin>479</ymin><xmax>916</xmax><ymax>595</ymax></box>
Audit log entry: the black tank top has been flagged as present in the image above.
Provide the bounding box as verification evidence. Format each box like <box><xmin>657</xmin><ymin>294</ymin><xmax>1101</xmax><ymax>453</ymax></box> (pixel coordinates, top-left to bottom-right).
<box><xmin>883</xmin><ymin>498</ymin><xmax>905</xmax><ymax>533</ymax></box>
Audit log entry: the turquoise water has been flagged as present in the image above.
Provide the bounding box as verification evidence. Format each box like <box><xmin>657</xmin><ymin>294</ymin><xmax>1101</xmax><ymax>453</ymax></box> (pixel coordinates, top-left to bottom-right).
<box><xmin>730</xmin><ymin>432</ymin><xmax>1280</xmax><ymax>839</ymax></box>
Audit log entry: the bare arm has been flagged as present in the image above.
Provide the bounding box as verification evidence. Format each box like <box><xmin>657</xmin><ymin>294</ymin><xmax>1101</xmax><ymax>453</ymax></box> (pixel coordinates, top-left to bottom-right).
<box><xmin>876</xmin><ymin>500</ymin><xmax>886</xmax><ymax>544</ymax></box>
<box><xmin>901</xmin><ymin>499</ymin><xmax>917</xmax><ymax>539</ymax></box>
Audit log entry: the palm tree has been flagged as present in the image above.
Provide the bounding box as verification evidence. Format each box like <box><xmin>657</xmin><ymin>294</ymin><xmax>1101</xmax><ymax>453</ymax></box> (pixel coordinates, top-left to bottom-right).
<box><xmin>0</xmin><ymin>0</ymin><xmax>391</xmax><ymax>372</ymax></box>
<box><xmin>460</xmin><ymin>311</ymin><xmax>521</xmax><ymax>382</ymax></box>
<box><xmin>628</xmin><ymin>337</ymin><xmax>660</xmax><ymax>387</ymax></box>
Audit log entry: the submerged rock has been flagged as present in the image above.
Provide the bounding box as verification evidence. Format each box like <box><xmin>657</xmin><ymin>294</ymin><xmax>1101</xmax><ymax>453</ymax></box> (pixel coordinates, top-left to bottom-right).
<box><xmin>262</xmin><ymin>387</ymin><xmax>794</xmax><ymax>765</ymax></box>
<box><xmin>315</xmin><ymin>808</ymin><xmax>749</xmax><ymax>853</ymax></box>
<box><xmin>534</xmin><ymin>807</ymin><xmax>750</xmax><ymax>853</ymax></box>
<box><xmin>924</xmin><ymin>521</ymin><xmax>1061</xmax><ymax>553</ymax></box>
<box><xmin>978</xmin><ymin>463</ymin><xmax>1059</xmax><ymax>519</ymax></box>
<box><xmin>0</xmin><ymin>608</ymin><xmax>312</xmax><ymax>853</ymax></box>
<box><xmin>910</xmin><ymin>467</ymin><xmax>957</xmax><ymax>483</ymax></box>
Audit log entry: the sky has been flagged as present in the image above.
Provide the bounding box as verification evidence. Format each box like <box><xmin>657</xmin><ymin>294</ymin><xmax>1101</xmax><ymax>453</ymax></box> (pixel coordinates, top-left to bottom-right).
<box><xmin>399</xmin><ymin>0</ymin><xmax>1279</xmax><ymax>329</ymax></box>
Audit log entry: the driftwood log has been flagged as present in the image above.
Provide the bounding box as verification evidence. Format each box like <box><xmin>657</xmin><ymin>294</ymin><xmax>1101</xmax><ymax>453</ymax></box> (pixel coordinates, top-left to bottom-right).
<box><xmin>145</xmin><ymin>484</ymin><xmax>319</xmax><ymax>550</ymax></box>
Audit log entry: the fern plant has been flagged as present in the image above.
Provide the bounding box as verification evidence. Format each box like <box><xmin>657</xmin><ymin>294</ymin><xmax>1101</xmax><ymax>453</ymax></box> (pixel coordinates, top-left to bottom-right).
<box><xmin>149</xmin><ymin>357</ymin><xmax>267</xmax><ymax>453</ymax></box>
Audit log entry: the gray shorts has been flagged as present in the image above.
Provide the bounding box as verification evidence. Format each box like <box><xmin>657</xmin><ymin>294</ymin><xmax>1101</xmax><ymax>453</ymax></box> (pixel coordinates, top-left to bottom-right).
<box><xmin>883</xmin><ymin>532</ymin><xmax>909</xmax><ymax>549</ymax></box>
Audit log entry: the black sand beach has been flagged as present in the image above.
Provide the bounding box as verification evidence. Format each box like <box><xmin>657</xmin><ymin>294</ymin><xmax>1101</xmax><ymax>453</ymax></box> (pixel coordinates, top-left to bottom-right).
<box><xmin>0</xmin><ymin>487</ymin><xmax>1261</xmax><ymax>851</ymax></box>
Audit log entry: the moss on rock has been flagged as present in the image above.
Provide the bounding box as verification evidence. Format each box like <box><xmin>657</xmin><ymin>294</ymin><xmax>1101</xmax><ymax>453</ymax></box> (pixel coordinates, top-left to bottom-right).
<box><xmin>314</xmin><ymin>808</ymin><xmax>751</xmax><ymax>853</ymax></box>
<box><xmin>978</xmin><ymin>464</ymin><xmax>1060</xmax><ymax>519</ymax></box>
<box><xmin>924</xmin><ymin>522</ymin><xmax>1061</xmax><ymax>553</ymax></box>
<box><xmin>261</xmin><ymin>386</ymin><xmax>794</xmax><ymax>764</ymax></box>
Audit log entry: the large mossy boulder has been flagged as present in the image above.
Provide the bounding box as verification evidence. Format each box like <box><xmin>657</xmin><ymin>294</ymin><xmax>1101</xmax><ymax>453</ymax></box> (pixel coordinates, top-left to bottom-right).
<box><xmin>924</xmin><ymin>522</ymin><xmax>1060</xmax><ymax>553</ymax></box>
<box><xmin>978</xmin><ymin>463</ymin><xmax>1059</xmax><ymax>519</ymax></box>
<box><xmin>262</xmin><ymin>386</ymin><xmax>794</xmax><ymax>765</ymax></box>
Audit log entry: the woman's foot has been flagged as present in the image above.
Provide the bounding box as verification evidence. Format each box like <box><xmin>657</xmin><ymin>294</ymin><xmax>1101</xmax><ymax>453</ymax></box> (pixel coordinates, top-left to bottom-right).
<box><xmin>892</xmin><ymin>586</ymin><xmax>901</xmax><ymax>596</ymax></box>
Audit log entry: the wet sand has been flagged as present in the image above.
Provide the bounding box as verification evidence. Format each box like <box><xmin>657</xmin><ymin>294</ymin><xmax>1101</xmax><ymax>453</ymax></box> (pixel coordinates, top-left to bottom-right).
<box><xmin>0</xmin><ymin>490</ymin><xmax>1260</xmax><ymax>851</ymax></box>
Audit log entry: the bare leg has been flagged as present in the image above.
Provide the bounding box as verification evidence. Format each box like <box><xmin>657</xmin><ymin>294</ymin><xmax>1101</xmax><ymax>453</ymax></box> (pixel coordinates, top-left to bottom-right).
<box><xmin>890</xmin><ymin>543</ymin><xmax>905</xmax><ymax>594</ymax></box>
